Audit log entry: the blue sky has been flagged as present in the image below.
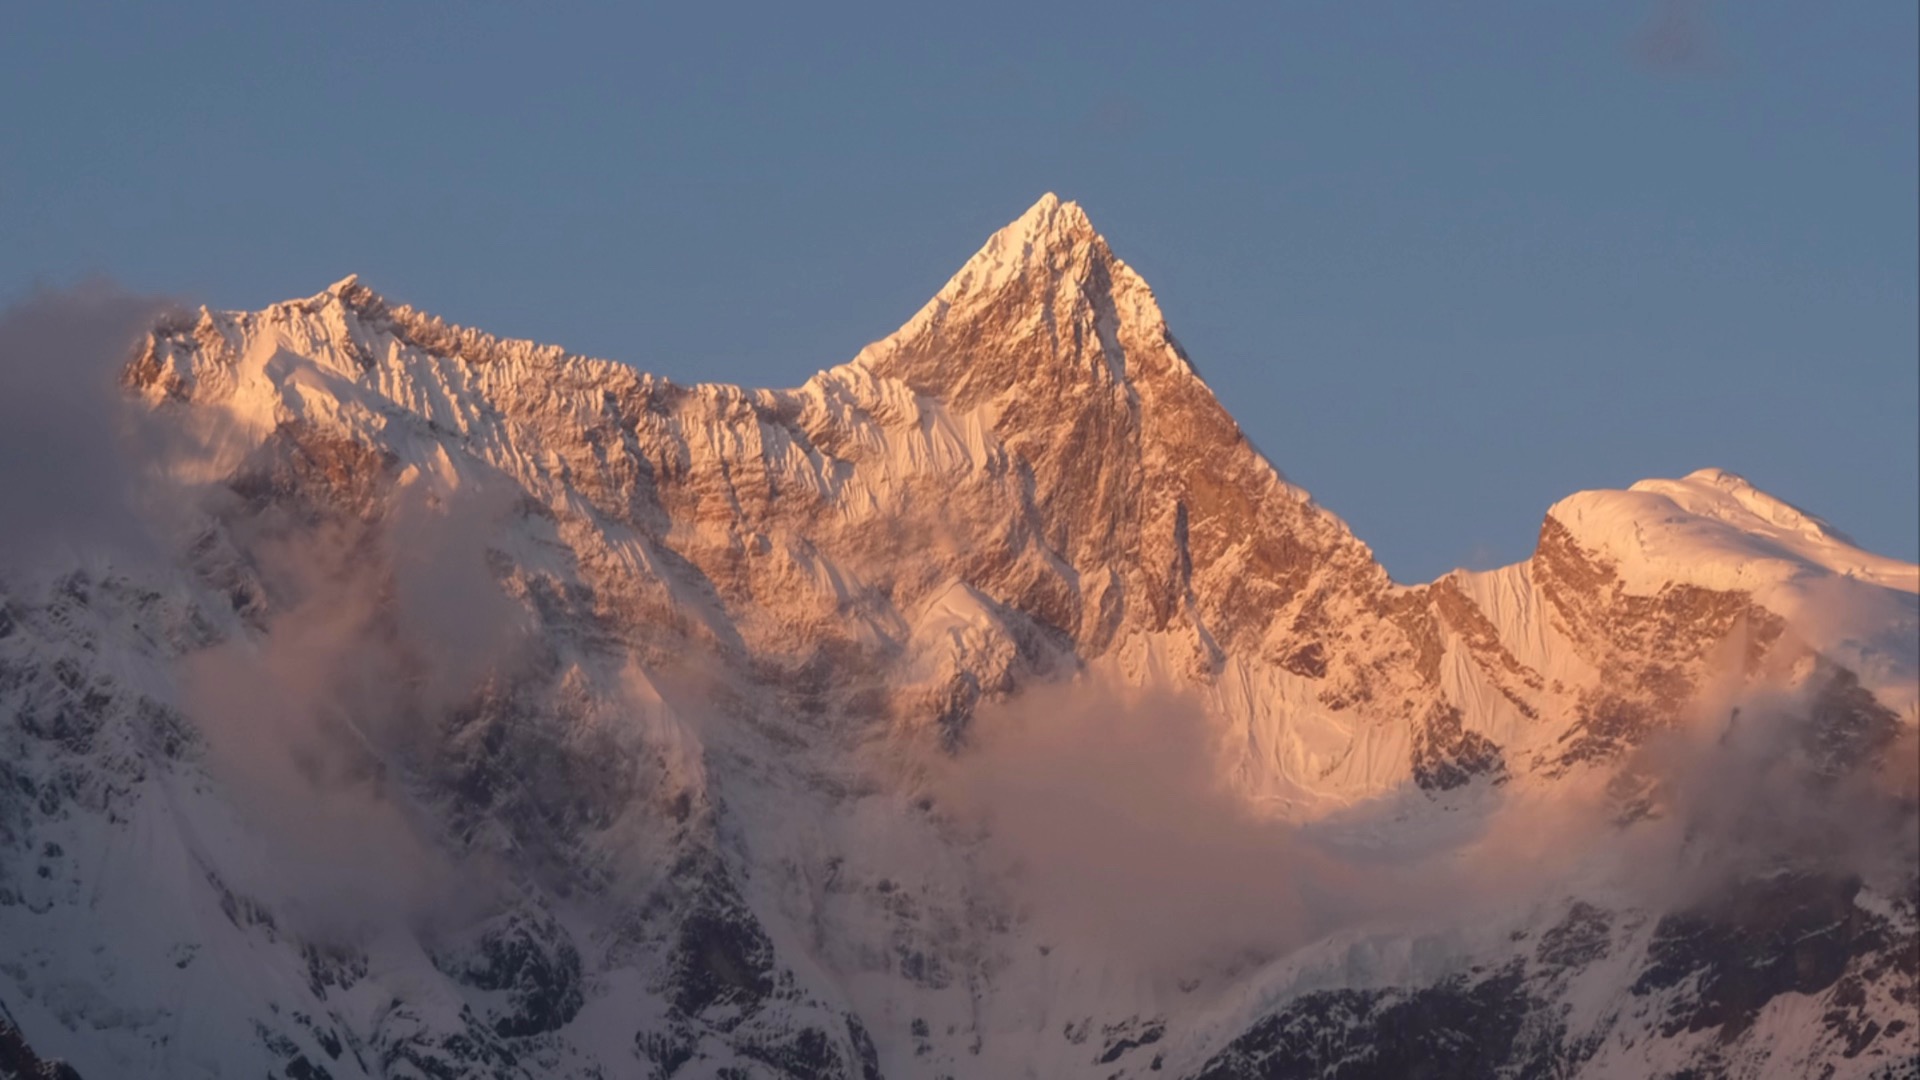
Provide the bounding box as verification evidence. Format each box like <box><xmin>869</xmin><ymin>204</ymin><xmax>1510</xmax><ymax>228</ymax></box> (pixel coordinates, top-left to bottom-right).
<box><xmin>5</xmin><ymin>2</ymin><xmax>1914</xmax><ymax>581</ymax></box>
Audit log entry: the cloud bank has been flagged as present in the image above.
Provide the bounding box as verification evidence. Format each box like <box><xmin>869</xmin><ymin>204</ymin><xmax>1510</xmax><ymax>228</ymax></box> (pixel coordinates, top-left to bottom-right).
<box><xmin>0</xmin><ymin>283</ymin><xmax>175</xmax><ymax>567</ymax></box>
<box><xmin>938</xmin><ymin>654</ymin><xmax>1917</xmax><ymax>979</ymax></box>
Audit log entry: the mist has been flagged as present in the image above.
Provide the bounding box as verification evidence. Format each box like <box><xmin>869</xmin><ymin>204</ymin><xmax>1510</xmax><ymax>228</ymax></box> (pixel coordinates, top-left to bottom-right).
<box><xmin>182</xmin><ymin>476</ymin><xmax>530</xmax><ymax>941</ymax></box>
<box><xmin>0</xmin><ymin>282</ymin><xmax>558</xmax><ymax>942</ymax></box>
<box><xmin>936</xmin><ymin>648</ymin><xmax>1919</xmax><ymax>980</ymax></box>
<box><xmin>935</xmin><ymin>681</ymin><xmax>1407</xmax><ymax>975</ymax></box>
<box><xmin>0</xmin><ymin>282</ymin><xmax>176</xmax><ymax>568</ymax></box>
<box><xmin>1606</xmin><ymin>664</ymin><xmax>1919</xmax><ymax>907</ymax></box>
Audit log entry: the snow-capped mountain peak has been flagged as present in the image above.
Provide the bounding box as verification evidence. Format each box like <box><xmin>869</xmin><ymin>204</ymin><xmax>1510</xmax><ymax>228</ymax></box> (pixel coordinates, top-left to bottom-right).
<box><xmin>929</xmin><ymin>190</ymin><xmax>1102</xmax><ymax>302</ymax></box>
<box><xmin>1549</xmin><ymin>466</ymin><xmax>1918</xmax><ymax>595</ymax></box>
<box><xmin>3</xmin><ymin>197</ymin><xmax>1914</xmax><ymax>1080</ymax></box>
<box><xmin>851</xmin><ymin>194</ymin><xmax>1195</xmax><ymax>403</ymax></box>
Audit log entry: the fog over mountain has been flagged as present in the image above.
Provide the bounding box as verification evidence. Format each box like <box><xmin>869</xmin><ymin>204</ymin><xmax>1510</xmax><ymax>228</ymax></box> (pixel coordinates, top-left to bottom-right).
<box><xmin>1</xmin><ymin>197</ymin><xmax>1914</xmax><ymax>1079</ymax></box>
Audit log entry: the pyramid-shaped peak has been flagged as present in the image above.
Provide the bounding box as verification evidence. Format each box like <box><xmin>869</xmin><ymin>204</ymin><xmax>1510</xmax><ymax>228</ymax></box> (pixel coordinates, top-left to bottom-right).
<box><xmin>1011</xmin><ymin>192</ymin><xmax>1097</xmax><ymax>240</ymax></box>
<box><xmin>846</xmin><ymin>192</ymin><xmax>1202</xmax><ymax>409</ymax></box>
<box><xmin>928</xmin><ymin>193</ymin><xmax>1114</xmax><ymax>312</ymax></box>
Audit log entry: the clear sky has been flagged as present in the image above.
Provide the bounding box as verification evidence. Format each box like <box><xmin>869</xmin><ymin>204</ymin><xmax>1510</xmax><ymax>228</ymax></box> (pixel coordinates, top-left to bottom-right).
<box><xmin>5</xmin><ymin>2</ymin><xmax>1915</xmax><ymax>582</ymax></box>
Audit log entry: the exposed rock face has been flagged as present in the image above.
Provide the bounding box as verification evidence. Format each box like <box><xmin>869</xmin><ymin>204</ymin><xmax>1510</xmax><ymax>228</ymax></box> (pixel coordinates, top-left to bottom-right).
<box><xmin>4</xmin><ymin>196</ymin><xmax>1916</xmax><ymax>1078</ymax></box>
<box><xmin>1189</xmin><ymin>967</ymin><xmax>1547</xmax><ymax>1080</ymax></box>
<box><xmin>0</xmin><ymin>1000</ymin><xmax>85</xmax><ymax>1080</ymax></box>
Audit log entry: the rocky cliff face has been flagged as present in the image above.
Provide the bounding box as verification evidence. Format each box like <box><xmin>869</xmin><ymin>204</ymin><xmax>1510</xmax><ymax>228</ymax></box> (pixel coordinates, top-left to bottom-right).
<box><xmin>2</xmin><ymin>196</ymin><xmax>1915</xmax><ymax>1078</ymax></box>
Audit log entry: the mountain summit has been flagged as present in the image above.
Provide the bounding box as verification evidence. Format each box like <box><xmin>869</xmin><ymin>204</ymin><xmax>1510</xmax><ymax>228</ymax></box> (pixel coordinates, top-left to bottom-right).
<box><xmin>853</xmin><ymin>192</ymin><xmax>1196</xmax><ymax>404</ymax></box>
<box><xmin>4</xmin><ymin>198</ymin><xmax>1916</xmax><ymax>1079</ymax></box>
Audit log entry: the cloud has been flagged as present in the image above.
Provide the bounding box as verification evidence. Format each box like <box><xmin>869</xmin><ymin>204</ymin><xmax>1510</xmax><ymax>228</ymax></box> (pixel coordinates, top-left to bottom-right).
<box><xmin>935</xmin><ymin>680</ymin><xmax>1405</xmax><ymax>975</ymax></box>
<box><xmin>182</xmin><ymin>476</ymin><xmax>530</xmax><ymax>941</ymax></box>
<box><xmin>936</xmin><ymin>642</ymin><xmax>1918</xmax><ymax>980</ymax></box>
<box><xmin>0</xmin><ymin>282</ymin><xmax>177</xmax><ymax>568</ymax></box>
<box><xmin>1607</xmin><ymin>666</ymin><xmax>1918</xmax><ymax>906</ymax></box>
<box><xmin>0</xmin><ymin>281</ymin><xmax>543</xmax><ymax>940</ymax></box>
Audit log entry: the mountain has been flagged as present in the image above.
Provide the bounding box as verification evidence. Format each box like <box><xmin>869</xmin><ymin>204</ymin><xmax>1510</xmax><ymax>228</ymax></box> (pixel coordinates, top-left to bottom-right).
<box><xmin>2</xmin><ymin>194</ymin><xmax>1914</xmax><ymax>1079</ymax></box>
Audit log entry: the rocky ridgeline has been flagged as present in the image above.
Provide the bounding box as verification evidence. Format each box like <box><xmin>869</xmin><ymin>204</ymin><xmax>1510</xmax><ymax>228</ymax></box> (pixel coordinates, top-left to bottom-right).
<box><xmin>2</xmin><ymin>196</ymin><xmax>1914</xmax><ymax>1078</ymax></box>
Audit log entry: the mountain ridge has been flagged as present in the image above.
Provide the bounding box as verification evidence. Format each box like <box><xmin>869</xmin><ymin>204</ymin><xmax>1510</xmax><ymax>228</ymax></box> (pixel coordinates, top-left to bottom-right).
<box><xmin>3</xmin><ymin>196</ymin><xmax>1914</xmax><ymax>1078</ymax></box>
<box><xmin>124</xmin><ymin>196</ymin><xmax>1918</xmax><ymax>789</ymax></box>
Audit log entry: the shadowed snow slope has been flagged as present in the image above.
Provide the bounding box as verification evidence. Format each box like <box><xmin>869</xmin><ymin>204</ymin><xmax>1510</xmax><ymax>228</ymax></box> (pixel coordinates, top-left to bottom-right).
<box><xmin>2</xmin><ymin>195</ymin><xmax>1914</xmax><ymax>1079</ymax></box>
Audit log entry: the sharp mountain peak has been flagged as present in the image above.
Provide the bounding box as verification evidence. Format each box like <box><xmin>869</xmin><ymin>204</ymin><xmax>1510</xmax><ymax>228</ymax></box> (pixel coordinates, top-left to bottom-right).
<box><xmin>281</xmin><ymin>196</ymin><xmax>1198</xmax><ymax>410</ymax></box>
